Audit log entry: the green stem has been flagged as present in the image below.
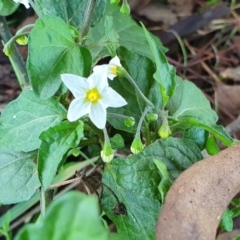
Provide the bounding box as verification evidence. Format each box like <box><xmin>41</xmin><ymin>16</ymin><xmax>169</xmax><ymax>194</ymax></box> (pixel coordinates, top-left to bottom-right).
<box><xmin>28</xmin><ymin>0</ymin><xmax>42</xmax><ymax>17</ymax></box>
<box><xmin>136</xmin><ymin>106</ymin><xmax>151</xmax><ymax>138</ymax></box>
<box><xmin>40</xmin><ymin>188</ymin><xmax>54</xmax><ymax>217</ymax></box>
<box><xmin>124</xmin><ymin>71</ymin><xmax>155</xmax><ymax>108</ymax></box>
<box><xmin>0</xmin><ymin>17</ymin><xmax>29</xmax><ymax>90</ymax></box>
<box><xmin>81</xmin><ymin>0</ymin><xmax>97</xmax><ymax>42</ymax></box>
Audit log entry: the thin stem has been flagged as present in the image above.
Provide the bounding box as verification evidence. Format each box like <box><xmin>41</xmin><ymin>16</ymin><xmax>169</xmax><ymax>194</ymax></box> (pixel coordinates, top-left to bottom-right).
<box><xmin>28</xmin><ymin>0</ymin><xmax>42</xmax><ymax>17</ymax></box>
<box><xmin>0</xmin><ymin>17</ymin><xmax>29</xmax><ymax>90</ymax></box>
<box><xmin>81</xmin><ymin>0</ymin><xmax>97</xmax><ymax>42</ymax></box>
<box><xmin>124</xmin><ymin>71</ymin><xmax>155</xmax><ymax>108</ymax></box>
<box><xmin>40</xmin><ymin>188</ymin><xmax>54</xmax><ymax>217</ymax></box>
<box><xmin>103</xmin><ymin>127</ymin><xmax>111</xmax><ymax>146</ymax></box>
<box><xmin>136</xmin><ymin>106</ymin><xmax>151</xmax><ymax>136</ymax></box>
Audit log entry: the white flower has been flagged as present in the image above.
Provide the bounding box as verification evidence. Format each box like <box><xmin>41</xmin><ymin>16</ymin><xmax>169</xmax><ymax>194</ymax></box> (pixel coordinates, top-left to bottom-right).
<box><xmin>61</xmin><ymin>72</ymin><xmax>127</xmax><ymax>129</ymax></box>
<box><xmin>13</xmin><ymin>0</ymin><xmax>30</xmax><ymax>8</ymax></box>
<box><xmin>93</xmin><ymin>56</ymin><xmax>122</xmax><ymax>81</ymax></box>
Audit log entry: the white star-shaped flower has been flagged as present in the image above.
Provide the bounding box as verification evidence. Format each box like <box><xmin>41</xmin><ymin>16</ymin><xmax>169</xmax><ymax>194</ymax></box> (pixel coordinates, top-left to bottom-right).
<box><xmin>93</xmin><ymin>56</ymin><xmax>122</xmax><ymax>81</ymax></box>
<box><xmin>13</xmin><ymin>0</ymin><xmax>30</xmax><ymax>8</ymax></box>
<box><xmin>61</xmin><ymin>72</ymin><xmax>127</xmax><ymax>129</ymax></box>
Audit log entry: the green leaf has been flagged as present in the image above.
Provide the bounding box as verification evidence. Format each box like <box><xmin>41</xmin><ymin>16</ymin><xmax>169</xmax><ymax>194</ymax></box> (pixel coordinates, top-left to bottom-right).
<box><xmin>184</xmin><ymin>127</ymin><xmax>209</xmax><ymax>150</ymax></box>
<box><xmin>167</xmin><ymin>76</ymin><xmax>218</xmax><ymax>123</ymax></box>
<box><xmin>231</xmin><ymin>198</ymin><xmax>240</xmax><ymax>207</ymax></box>
<box><xmin>231</xmin><ymin>208</ymin><xmax>240</xmax><ymax>218</ymax></box>
<box><xmin>219</xmin><ymin>208</ymin><xmax>233</xmax><ymax>232</ymax></box>
<box><xmin>35</xmin><ymin>0</ymin><xmax>107</xmax><ymax>31</ymax></box>
<box><xmin>89</xmin><ymin>2</ymin><xmax>166</xmax><ymax>63</ymax></box>
<box><xmin>0</xmin><ymin>143</ymin><xmax>40</xmax><ymax>204</ymax></box>
<box><xmin>101</xmin><ymin>137</ymin><xmax>202</xmax><ymax>240</ymax></box>
<box><xmin>167</xmin><ymin>76</ymin><xmax>234</xmax><ymax>146</ymax></box>
<box><xmin>0</xmin><ymin>0</ymin><xmax>18</xmax><ymax>16</ymax></box>
<box><xmin>206</xmin><ymin>136</ymin><xmax>220</xmax><ymax>155</ymax></box>
<box><xmin>110</xmin><ymin>134</ymin><xmax>124</xmax><ymax>150</ymax></box>
<box><xmin>27</xmin><ymin>16</ymin><xmax>92</xmax><ymax>99</ymax></box>
<box><xmin>141</xmin><ymin>23</ymin><xmax>176</xmax><ymax>106</ymax></box>
<box><xmin>107</xmin><ymin>47</ymin><xmax>162</xmax><ymax>133</ymax></box>
<box><xmin>38</xmin><ymin>121</ymin><xmax>84</xmax><ymax>189</ymax></box>
<box><xmin>15</xmin><ymin>191</ymin><xmax>109</xmax><ymax>240</ymax></box>
<box><xmin>153</xmin><ymin>159</ymin><xmax>172</xmax><ymax>203</ymax></box>
<box><xmin>0</xmin><ymin>90</ymin><xmax>66</xmax><ymax>152</ymax></box>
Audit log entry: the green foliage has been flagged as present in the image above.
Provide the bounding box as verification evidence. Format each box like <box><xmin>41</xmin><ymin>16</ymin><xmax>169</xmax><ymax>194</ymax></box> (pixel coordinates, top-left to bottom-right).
<box><xmin>38</xmin><ymin>121</ymin><xmax>84</xmax><ymax>189</ymax></box>
<box><xmin>35</xmin><ymin>0</ymin><xmax>107</xmax><ymax>31</ymax></box>
<box><xmin>0</xmin><ymin>0</ymin><xmax>236</xmax><ymax>238</ymax></box>
<box><xmin>0</xmin><ymin>0</ymin><xmax>18</xmax><ymax>16</ymax></box>
<box><xmin>15</xmin><ymin>191</ymin><xmax>109</xmax><ymax>240</ymax></box>
<box><xmin>0</xmin><ymin>90</ymin><xmax>66</xmax><ymax>152</ymax></box>
<box><xmin>27</xmin><ymin>16</ymin><xmax>92</xmax><ymax>99</ymax></box>
<box><xmin>0</xmin><ymin>143</ymin><xmax>40</xmax><ymax>204</ymax></box>
<box><xmin>101</xmin><ymin>138</ymin><xmax>202</xmax><ymax>240</ymax></box>
<box><xmin>220</xmin><ymin>208</ymin><xmax>233</xmax><ymax>232</ymax></box>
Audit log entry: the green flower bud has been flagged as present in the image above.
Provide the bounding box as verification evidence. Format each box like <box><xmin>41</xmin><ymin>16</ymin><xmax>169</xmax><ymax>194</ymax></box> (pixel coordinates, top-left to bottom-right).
<box><xmin>158</xmin><ymin>122</ymin><xmax>171</xmax><ymax>139</ymax></box>
<box><xmin>110</xmin><ymin>0</ymin><xmax>120</xmax><ymax>5</ymax></box>
<box><xmin>130</xmin><ymin>137</ymin><xmax>144</xmax><ymax>154</ymax></box>
<box><xmin>16</xmin><ymin>36</ymin><xmax>28</xmax><ymax>45</ymax></box>
<box><xmin>116</xmin><ymin>66</ymin><xmax>128</xmax><ymax>78</ymax></box>
<box><xmin>206</xmin><ymin>136</ymin><xmax>220</xmax><ymax>155</ymax></box>
<box><xmin>101</xmin><ymin>144</ymin><xmax>114</xmax><ymax>163</ymax></box>
<box><xmin>3</xmin><ymin>44</ymin><xmax>13</xmax><ymax>57</ymax></box>
<box><xmin>124</xmin><ymin>117</ymin><xmax>135</xmax><ymax>127</ymax></box>
<box><xmin>120</xmin><ymin>1</ymin><xmax>130</xmax><ymax>15</ymax></box>
<box><xmin>147</xmin><ymin>113</ymin><xmax>158</xmax><ymax>122</ymax></box>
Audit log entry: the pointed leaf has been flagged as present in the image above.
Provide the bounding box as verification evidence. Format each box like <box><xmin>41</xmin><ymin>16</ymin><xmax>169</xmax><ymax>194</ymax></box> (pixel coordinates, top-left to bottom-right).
<box><xmin>15</xmin><ymin>191</ymin><xmax>108</xmax><ymax>240</ymax></box>
<box><xmin>0</xmin><ymin>90</ymin><xmax>66</xmax><ymax>152</ymax></box>
<box><xmin>35</xmin><ymin>0</ymin><xmax>107</xmax><ymax>30</ymax></box>
<box><xmin>108</xmin><ymin>47</ymin><xmax>162</xmax><ymax>133</ymax></box>
<box><xmin>101</xmin><ymin>138</ymin><xmax>202</xmax><ymax>240</ymax></box>
<box><xmin>0</xmin><ymin>143</ymin><xmax>40</xmax><ymax>204</ymax></box>
<box><xmin>27</xmin><ymin>16</ymin><xmax>92</xmax><ymax>99</ymax></box>
<box><xmin>38</xmin><ymin>121</ymin><xmax>84</xmax><ymax>189</ymax></box>
<box><xmin>141</xmin><ymin>23</ymin><xmax>176</xmax><ymax>106</ymax></box>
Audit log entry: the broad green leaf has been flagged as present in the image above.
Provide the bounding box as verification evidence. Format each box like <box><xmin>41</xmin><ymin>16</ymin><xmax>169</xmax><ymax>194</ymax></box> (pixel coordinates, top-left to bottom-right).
<box><xmin>89</xmin><ymin>2</ymin><xmax>166</xmax><ymax>63</ymax></box>
<box><xmin>27</xmin><ymin>16</ymin><xmax>92</xmax><ymax>99</ymax></box>
<box><xmin>167</xmin><ymin>76</ymin><xmax>218</xmax><ymax>123</ymax></box>
<box><xmin>35</xmin><ymin>0</ymin><xmax>106</xmax><ymax>31</ymax></box>
<box><xmin>38</xmin><ymin>121</ymin><xmax>84</xmax><ymax>189</ymax></box>
<box><xmin>107</xmin><ymin>47</ymin><xmax>162</xmax><ymax>133</ymax></box>
<box><xmin>153</xmin><ymin>159</ymin><xmax>172</xmax><ymax>203</ymax></box>
<box><xmin>0</xmin><ymin>143</ymin><xmax>40</xmax><ymax>204</ymax></box>
<box><xmin>184</xmin><ymin>127</ymin><xmax>208</xmax><ymax>150</ymax></box>
<box><xmin>166</xmin><ymin>76</ymin><xmax>234</xmax><ymax>146</ymax></box>
<box><xmin>0</xmin><ymin>0</ymin><xmax>18</xmax><ymax>16</ymax></box>
<box><xmin>220</xmin><ymin>208</ymin><xmax>233</xmax><ymax>232</ymax></box>
<box><xmin>15</xmin><ymin>191</ymin><xmax>109</xmax><ymax>240</ymax></box>
<box><xmin>141</xmin><ymin>23</ymin><xmax>176</xmax><ymax>106</ymax></box>
<box><xmin>101</xmin><ymin>137</ymin><xmax>202</xmax><ymax>240</ymax></box>
<box><xmin>0</xmin><ymin>160</ymin><xmax>97</xmax><ymax>228</ymax></box>
<box><xmin>0</xmin><ymin>90</ymin><xmax>66</xmax><ymax>152</ymax></box>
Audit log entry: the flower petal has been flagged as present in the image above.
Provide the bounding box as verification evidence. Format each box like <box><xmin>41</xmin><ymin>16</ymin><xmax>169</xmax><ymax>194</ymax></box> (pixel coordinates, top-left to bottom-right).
<box><xmin>67</xmin><ymin>98</ymin><xmax>90</xmax><ymax>122</ymax></box>
<box><xmin>89</xmin><ymin>103</ymin><xmax>106</xmax><ymax>129</ymax></box>
<box><xmin>61</xmin><ymin>74</ymin><xmax>88</xmax><ymax>98</ymax></box>
<box><xmin>109</xmin><ymin>56</ymin><xmax>121</xmax><ymax>67</ymax></box>
<box><xmin>100</xmin><ymin>87</ymin><xmax>127</xmax><ymax>108</ymax></box>
<box><xmin>88</xmin><ymin>71</ymin><xmax>108</xmax><ymax>92</ymax></box>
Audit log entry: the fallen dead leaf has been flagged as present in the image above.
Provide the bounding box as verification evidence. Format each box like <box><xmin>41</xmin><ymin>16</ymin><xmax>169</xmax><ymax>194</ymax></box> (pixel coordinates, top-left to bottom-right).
<box><xmin>220</xmin><ymin>67</ymin><xmax>240</xmax><ymax>81</ymax></box>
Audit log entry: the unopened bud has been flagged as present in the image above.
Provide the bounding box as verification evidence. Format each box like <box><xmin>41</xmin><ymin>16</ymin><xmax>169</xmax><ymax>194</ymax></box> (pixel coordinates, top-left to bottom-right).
<box><xmin>120</xmin><ymin>1</ymin><xmax>130</xmax><ymax>15</ymax></box>
<box><xmin>124</xmin><ymin>117</ymin><xmax>135</xmax><ymax>127</ymax></box>
<box><xmin>101</xmin><ymin>145</ymin><xmax>114</xmax><ymax>163</ymax></box>
<box><xmin>147</xmin><ymin>113</ymin><xmax>158</xmax><ymax>122</ymax></box>
<box><xmin>110</xmin><ymin>0</ymin><xmax>120</xmax><ymax>5</ymax></box>
<box><xmin>158</xmin><ymin>122</ymin><xmax>171</xmax><ymax>139</ymax></box>
<box><xmin>130</xmin><ymin>137</ymin><xmax>144</xmax><ymax>154</ymax></box>
<box><xmin>16</xmin><ymin>36</ymin><xmax>28</xmax><ymax>45</ymax></box>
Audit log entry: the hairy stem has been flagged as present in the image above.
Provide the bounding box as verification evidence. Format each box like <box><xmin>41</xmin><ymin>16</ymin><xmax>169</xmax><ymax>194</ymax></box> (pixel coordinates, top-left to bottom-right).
<box><xmin>81</xmin><ymin>0</ymin><xmax>97</xmax><ymax>42</ymax></box>
<box><xmin>0</xmin><ymin>17</ymin><xmax>29</xmax><ymax>90</ymax></box>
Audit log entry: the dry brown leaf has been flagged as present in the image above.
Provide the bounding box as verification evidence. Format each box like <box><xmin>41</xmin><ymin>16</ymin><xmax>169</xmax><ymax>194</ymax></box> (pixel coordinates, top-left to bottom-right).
<box><xmin>215</xmin><ymin>84</ymin><xmax>240</xmax><ymax>116</ymax></box>
<box><xmin>156</xmin><ymin>144</ymin><xmax>240</xmax><ymax>240</ymax></box>
<box><xmin>220</xmin><ymin>67</ymin><xmax>240</xmax><ymax>81</ymax></box>
<box><xmin>216</xmin><ymin>229</ymin><xmax>240</xmax><ymax>240</ymax></box>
